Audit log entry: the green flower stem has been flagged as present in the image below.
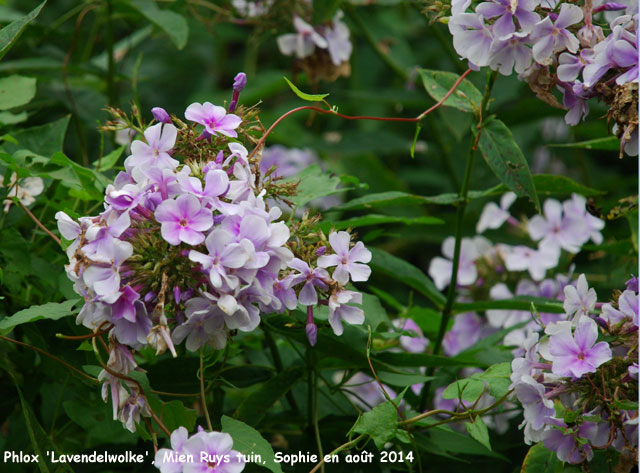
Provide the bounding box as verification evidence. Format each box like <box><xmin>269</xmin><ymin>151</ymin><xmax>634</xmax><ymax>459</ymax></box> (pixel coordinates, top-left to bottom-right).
<box><xmin>200</xmin><ymin>351</ymin><xmax>213</xmax><ymax>431</ymax></box>
<box><xmin>419</xmin><ymin>70</ymin><xmax>498</xmax><ymax>411</ymax></box>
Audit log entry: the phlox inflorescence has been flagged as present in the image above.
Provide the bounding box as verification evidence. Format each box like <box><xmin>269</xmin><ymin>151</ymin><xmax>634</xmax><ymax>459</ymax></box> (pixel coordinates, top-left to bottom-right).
<box><xmin>445</xmin><ymin>0</ymin><xmax>638</xmax><ymax>155</ymax></box>
<box><xmin>55</xmin><ymin>74</ymin><xmax>372</xmax><ymax>435</ymax></box>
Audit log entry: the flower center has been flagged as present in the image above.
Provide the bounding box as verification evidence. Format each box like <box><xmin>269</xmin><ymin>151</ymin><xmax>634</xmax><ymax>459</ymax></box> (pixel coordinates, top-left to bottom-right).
<box><xmin>179</xmin><ymin>218</ymin><xmax>189</xmax><ymax>227</ymax></box>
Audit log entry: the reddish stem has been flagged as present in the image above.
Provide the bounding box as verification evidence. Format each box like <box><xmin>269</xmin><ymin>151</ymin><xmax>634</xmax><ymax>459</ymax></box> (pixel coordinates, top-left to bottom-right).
<box><xmin>248</xmin><ymin>68</ymin><xmax>473</xmax><ymax>160</ymax></box>
<box><xmin>17</xmin><ymin>200</ymin><xmax>61</xmax><ymax>246</ymax></box>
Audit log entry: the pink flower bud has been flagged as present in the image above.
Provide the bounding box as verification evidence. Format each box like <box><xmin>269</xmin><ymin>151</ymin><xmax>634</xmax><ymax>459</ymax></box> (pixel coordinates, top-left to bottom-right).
<box><xmin>151</xmin><ymin>107</ymin><xmax>171</xmax><ymax>124</ymax></box>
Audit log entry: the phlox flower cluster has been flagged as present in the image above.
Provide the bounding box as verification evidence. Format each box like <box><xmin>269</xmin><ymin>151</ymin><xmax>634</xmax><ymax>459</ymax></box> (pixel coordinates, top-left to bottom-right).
<box><xmin>448</xmin><ymin>0</ymin><xmax>638</xmax><ymax>154</ymax></box>
<box><xmin>429</xmin><ymin>192</ymin><xmax>604</xmax><ymax>354</ymax></box>
<box><xmin>55</xmin><ymin>75</ymin><xmax>371</xmax><ymax>432</ymax></box>
<box><xmin>154</xmin><ymin>426</ymin><xmax>245</xmax><ymax>473</ymax></box>
<box><xmin>277</xmin><ymin>11</ymin><xmax>353</xmax><ymax>67</ymax></box>
<box><xmin>510</xmin><ymin>275</ymin><xmax>638</xmax><ymax>464</ymax></box>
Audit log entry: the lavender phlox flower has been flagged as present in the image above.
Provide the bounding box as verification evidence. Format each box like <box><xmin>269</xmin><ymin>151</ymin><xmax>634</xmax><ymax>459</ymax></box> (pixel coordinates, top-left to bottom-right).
<box><xmin>629</xmin><ymin>362</ymin><xmax>639</xmax><ymax>380</ymax></box>
<box><xmin>189</xmin><ymin>229</ymin><xmax>248</xmax><ymax>289</ymax></box>
<box><xmin>180</xmin><ymin>430</ymin><xmax>245</xmax><ymax>473</ymax></box>
<box><xmin>501</xmin><ymin>244</ymin><xmax>559</xmax><ymax>281</ymax></box>
<box><xmin>152</xmin><ymin>107</ymin><xmax>171</xmax><ymax>124</ymax></box>
<box><xmin>226</xmin><ymin>162</ymin><xmax>256</xmax><ymax>202</ymax></box>
<box><xmin>530</xmin><ymin>4</ymin><xmax>583</xmax><ymax>65</ymax></box>
<box><xmin>111</xmin><ymin>300</ymin><xmax>153</xmax><ymax>348</ymax></box>
<box><xmin>306</xmin><ymin>306</ymin><xmax>318</xmax><ymax>346</ymax></box>
<box><xmin>429</xmin><ymin>236</ymin><xmax>483</xmax><ymax>290</ymax></box>
<box><xmin>442</xmin><ymin>312</ymin><xmax>483</xmax><ymax>356</ymax></box>
<box><xmin>324</xmin><ymin>11</ymin><xmax>352</xmax><ymax>66</ymax></box>
<box><xmin>476</xmin><ymin>0</ymin><xmax>540</xmax><ymax>36</ymax></box>
<box><xmin>557</xmin><ymin>49</ymin><xmax>595</xmax><ymax>82</ymax></box>
<box><xmin>99</xmin><ymin>369</ymin><xmax>128</xmax><ymax>420</ymax></box>
<box><xmin>277</xmin><ymin>16</ymin><xmax>328</xmax><ymax>59</ymax></box>
<box><xmin>226</xmin><ymin>142</ymin><xmax>249</xmax><ymax>167</ymax></box>
<box><xmin>185</xmin><ymin>102</ymin><xmax>242</xmax><ymax>138</ymax></box>
<box><xmin>173</xmin><ymin>298</ymin><xmax>227</xmax><ymax>351</ymax></box>
<box><xmin>154</xmin><ymin>426</ymin><xmax>189</xmax><ymax>473</ymax></box>
<box><xmin>317</xmin><ymin>231</ymin><xmax>371</xmax><ymax>284</ymax></box>
<box><xmin>82</xmin><ymin>211</ymin><xmax>131</xmax><ymax>260</ymax></box>
<box><xmin>178</xmin><ymin>168</ymin><xmax>229</xmax><ymax>203</ymax></box>
<box><xmin>126</xmin><ymin>123</ymin><xmax>179</xmax><ymax>171</ymax></box>
<box><xmin>612</xmin><ymin>36</ymin><xmax>639</xmax><ymax>84</ymax></box>
<box><xmin>393</xmin><ymin>318</ymin><xmax>429</xmax><ymax>353</ymax></box>
<box><xmin>510</xmin><ymin>332</ymin><xmax>541</xmax><ymax>385</ymax></box>
<box><xmin>562</xmin><ymin>193</ymin><xmax>604</xmax><ymax>245</ymax></box>
<box><xmin>579</xmin><ymin>415</ymin><xmax>612</xmax><ymax>447</ymax></box>
<box><xmin>514</xmin><ymin>374</ymin><xmax>555</xmax><ymax>430</ymax></box>
<box><xmin>2</xmin><ymin>172</ymin><xmax>44</xmax><ymax>213</ymax></box>
<box><xmin>548</xmin><ymin>316</ymin><xmax>612</xmax><ymax>378</ymax></box>
<box><xmin>271</xmin><ymin>274</ymin><xmax>298</xmax><ymax>312</ymax></box>
<box><xmin>602</xmin><ymin>289</ymin><xmax>639</xmax><ymax>325</ymax></box>
<box><xmin>155</xmin><ymin>194</ymin><xmax>213</xmax><ymax>246</ymax></box>
<box><xmin>528</xmin><ymin>198</ymin><xmax>587</xmax><ymax>253</ymax></box>
<box><xmin>328</xmin><ymin>289</ymin><xmax>365</xmax><ymax>336</ymax></box>
<box><xmin>288</xmin><ymin>258</ymin><xmax>329</xmax><ymax>306</ymax></box>
<box><xmin>476</xmin><ymin>192</ymin><xmax>517</xmax><ymax>233</ymax></box>
<box><xmin>82</xmin><ymin>239</ymin><xmax>133</xmax><ymax>297</ymax></box>
<box><xmin>543</xmin><ymin>418</ymin><xmax>593</xmax><ymax>463</ymax></box>
<box><xmin>56</xmin><ymin>211</ymin><xmax>81</xmax><ymax>240</ymax></box>
<box><xmin>489</xmin><ymin>31</ymin><xmax>533</xmax><ymax>75</ymax></box>
<box><xmin>449</xmin><ymin>11</ymin><xmax>495</xmax><ymax>67</ymax></box>
<box><xmin>563</xmin><ymin>274</ymin><xmax>597</xmax><ymax>322</ymax></box>
<box><xmin>558</xmin><ymin>80</ymin><xmax>591</xmax><ymax>126</ymax></box>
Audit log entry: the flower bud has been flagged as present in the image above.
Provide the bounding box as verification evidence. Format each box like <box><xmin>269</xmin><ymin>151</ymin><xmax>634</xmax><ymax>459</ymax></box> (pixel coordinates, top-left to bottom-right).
<box><xmin>316</xmin><ymin>245</ymin><xmax>327</xmax><ymax>256</ymax></box>
<box><xmin>593</xmin><ymin>2</ymin><xmax>627</xmax><ymax>13</ymax></box>
<box><xmin>306</xmin><ymin>322</ymin><xmax>318</xmax><ymax>346</ymax></box>
<box><xmin>229</xmin><ymin>72</ymin><xmax>247</xmax><ymax>112</ymax></box>
<box><xmin>151</xmin><ymin>107</ymin><xmax>171</xmax><ymax>124</ymax></box>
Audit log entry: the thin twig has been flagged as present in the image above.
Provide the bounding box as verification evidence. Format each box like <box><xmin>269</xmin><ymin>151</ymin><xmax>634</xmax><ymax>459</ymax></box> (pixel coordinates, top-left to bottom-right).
<box><xmin>247</xmin><ymin>69</ymin><xmax>472</xmax><ymax>160</ymax></box>
<box><xmin>0</xmin><ymin>335</ymin><xmax>98</xmax><ymax>383</ymax></box>
<box><xmin>17</xmin><ymin>200</ymin><xmax>61</xmax><ymax>246</ymax></box>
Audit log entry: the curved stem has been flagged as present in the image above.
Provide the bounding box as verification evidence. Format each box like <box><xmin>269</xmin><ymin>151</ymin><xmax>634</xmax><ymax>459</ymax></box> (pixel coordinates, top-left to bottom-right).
<box><xmin>247</xmin><ymin>69</ymin><xmax>472</xmax><ymax>160</ymax></box>
<box><xmin>308</xmin><ymin>434</ymin><xmax>367</xmax><ymax>473</ymax></box>
<box><xmin>17</xmin><ymin>200</ymin><xmax>61</xmax><ymax>246</ymax></box>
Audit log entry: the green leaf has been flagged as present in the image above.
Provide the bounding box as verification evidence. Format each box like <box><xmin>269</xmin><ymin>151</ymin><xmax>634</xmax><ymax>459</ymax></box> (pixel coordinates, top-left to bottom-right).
<box><xmin>336</xmin><ymin>191</ymin><xmax>430</xmax><ymax>211</ymax></box>
<box><xmin>0</xmin><ymin>1</ymin><xmax>47</xmax><ymax>61</ymax></box>
<box><xmin>221</xmin><ymin>415</ymin><xmax>283</xmax><ymax>473</ymax></box>
<box><xmin>320</xmin><ymin>214</ymin><xmax>443</xmax><ymax>231</ymax></box>
<box><xmin>476</xmin><ymin>117</ymin><xmax>540</xmax><ymax>211</ymax></box>
<box><xmin>369</xmin><ymin>248</ymin><xmax>446</xmax><ymax>307</ymax></box>
<box><xmin>442</xmin><ymin>378</ymin><xmax>486</xmax><ymax>402</ymax></box>
<box><xmin>476</xmin><ymin>362</ymin><xmax>511</xmax><ymax>398</ymax></box>
<box><xmin>418</xmin><ymin>69</ymin><xmax>483</xmax><ymax>113</ymax></box>
<box><xmin>377</xmin><ymin>371</ymin><xmax>434</xmax><ymax>387</ymax></box>
<box><xmin>0</xmin><ymin>299</ymin><xmax>81</xmax><ymax>334</ymax></box>
<box><xmin>361</xmin><ymin>292</ymin><xmax>390</xmax><ymax>331</ymax></box>
<box><xmin>351</xmin><ymin>400</ymin><xmax>398</xmax><ymax>449</ymax></box>
<box><xmin>0</xmin><ymin>110</ymin><xmax>27</xmax><ymax>125</ymax></box>
<box><xmin>627</xmin><ymin>210</ymin><xmax>638</xmax><ymax>253</ymax></box>
<box><xmin>129</xmin><ymin>0</ymin><xmax>189</xmax><ymax>49</ymax></box>
<box><xmin>2</xmin><ymin>115</ymin><xmax>69</xmax><ymax>157</ymax></box>
<box><xmin>453</xmin><ymin>296</ymin><xmax>564</xmax><ymax>314</ymax></box>
<box><xmin>283</xmin><ymin>77</ymin><xmax>329</xmax><ymax>102</ymax></box>
<box><xmin>375</xmin><ymin>351</ymin><xmax>482</xmax><ymax>368</ymax></box>
<box><xmin>93</xmin><ymin>145</ymin><xmax>125</xmax><ymax>171</ymax></box>
<box><xmin>465</xmin><ymin>416</ymin><xmax>491</xmax><ymax>451</ymax></box>
<box><xmin>285</xmin><ymin>164</ymin><xmax>345</xmax><ymax>207</ymax></box>
<box><xmin>62</xmin><ymin>399</ymin><xmax>137</xmax><ymax>447</ymax></box>
<box><xmin>0</xmin><ymin>75</ymin><xmax>36</xmax><ymax>110</ymax></box>
<box><xmin>233</xmin><ymin>367</ymin><xmax>303</xmax><ymax>425</ymax></box>
<box><xmin>11</xmin><ymin>382</ymin><xmax>74</xmax><ymax>473</ymax></box>
<box><xmin>547</xmin><ymin>136</ymin><xmax>619</xmax><ymax>151</ymax></box>
<box><xmin>520</xmin><ymin>443</ymin><xmax>563</xmax><ymax>473</ymax></box>
<box><xmin>160</xmin><ymin>400</ymin><xmax>197</xmax><ymax>432</ymax></box>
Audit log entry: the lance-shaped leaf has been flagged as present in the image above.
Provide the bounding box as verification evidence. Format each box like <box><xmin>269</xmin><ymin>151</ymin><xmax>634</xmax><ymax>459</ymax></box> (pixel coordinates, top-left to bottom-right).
<box><xmin>0</xmin><ymin>1</ymin><xmax>47</xmax><ymax>60</ymax></box>
<box><xmin>419</xmin><ymin>69</ymin><xmax>482</xmax><ymax>113</ymax></box>
<box><xmin>476</xmin><ymin>117</ymin><xmax>540</xmax><ymax>211</ymax></box>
